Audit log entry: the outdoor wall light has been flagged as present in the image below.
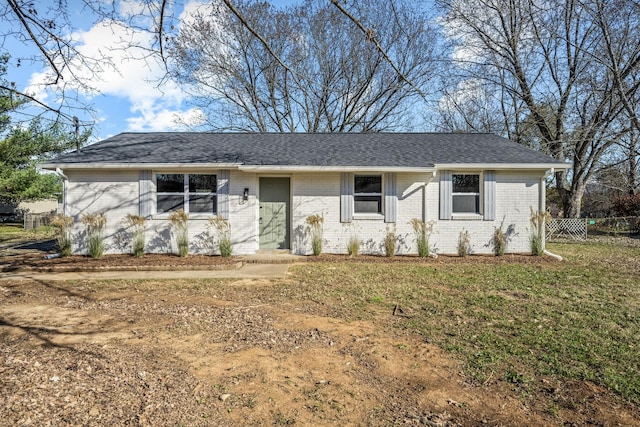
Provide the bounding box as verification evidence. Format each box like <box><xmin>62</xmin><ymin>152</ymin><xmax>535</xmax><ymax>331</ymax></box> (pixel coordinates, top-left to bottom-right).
<box><xmin>243</xmin><ymin>188</ymin><xmax>249</xmax><ymax>201</ymax></box>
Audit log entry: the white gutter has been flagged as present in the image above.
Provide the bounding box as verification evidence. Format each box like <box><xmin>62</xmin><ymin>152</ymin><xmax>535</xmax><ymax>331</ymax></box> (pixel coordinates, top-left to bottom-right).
<box><xmin>39</xmin><ymin>162</ymin><xmax>243</xmax><ymax>170</ymax></box>
<box><xmin>539</xmin><ymin>167</ymin><xmax>563</xmax><ymax>261</ymax></box>
<box><xmin>435</xmin><ymin>163</ymin><xmax>570</xmax><ymax>170</ymax></box>
<box><xmin>423</xmin><ymin>170</ymin><xmax>436</xmax><ymax>222</ymax></box>
<box><xmin>54</xmin><ymin>168</ymin><xmax>68</xmax><ymax>217</ymax></box>
<box><xmin>238</xmin><ymin>165</ymin><xmax>437</xmax><ymax>173</ymax></box>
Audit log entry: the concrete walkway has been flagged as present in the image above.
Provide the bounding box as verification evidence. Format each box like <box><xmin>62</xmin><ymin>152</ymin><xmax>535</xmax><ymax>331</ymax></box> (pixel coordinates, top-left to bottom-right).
<box><xmin>0</xmin><ymin>263</ymin><xmax>292</xmax><ymax>281</ymax></box>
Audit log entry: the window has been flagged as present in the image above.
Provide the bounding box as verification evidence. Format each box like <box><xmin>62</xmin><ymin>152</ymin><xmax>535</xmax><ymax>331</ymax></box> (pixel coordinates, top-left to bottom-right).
<box><xmin>354</xmin><ymin>175</ymin><xmax>382</xmax><ymax>214</ymax></box>
<box><xmin>156</xmin><ymin>174</ymin><xmax>217</xmax><ymax>214</ymax></box>
<box><xmin>452</xmin><ymin>174</ymin><xmax>480</xmax><ymax>214</ymax></box>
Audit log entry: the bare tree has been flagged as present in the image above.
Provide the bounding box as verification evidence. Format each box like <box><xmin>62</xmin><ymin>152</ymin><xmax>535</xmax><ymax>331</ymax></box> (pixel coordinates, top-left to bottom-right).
<box><xmin>438</xmin><ymin>0</ymin><xmax>640</xmax><ymax>217</ymax></box>
<box><xmin>169</xmin><ymin>0</ymin><xmax>439</xmax><ymax>132</ymax></box>
<box><xmin>0</xmin><ymin>0</ymin><xmax>181</xmax><ymax>129</ymax></box>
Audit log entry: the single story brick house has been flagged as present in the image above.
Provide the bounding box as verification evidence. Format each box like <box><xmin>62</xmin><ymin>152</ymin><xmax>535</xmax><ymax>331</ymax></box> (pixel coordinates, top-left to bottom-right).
<box><xmin>41</xmin><ymin>132</ymin><xmax>567</xmax><ymax>256</ymax></box>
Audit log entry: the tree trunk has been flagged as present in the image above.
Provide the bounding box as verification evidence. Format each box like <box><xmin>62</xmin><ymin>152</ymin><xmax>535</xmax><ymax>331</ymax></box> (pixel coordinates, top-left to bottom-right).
<box><xmin>556</xmin><ymin>170</ymin><xmax>586</xmax><ymax>218</ymax></box>
<box><xmin>629</xmin><ymin>145</ymin><xmax>638</xmax><ymax>195</ymax></box>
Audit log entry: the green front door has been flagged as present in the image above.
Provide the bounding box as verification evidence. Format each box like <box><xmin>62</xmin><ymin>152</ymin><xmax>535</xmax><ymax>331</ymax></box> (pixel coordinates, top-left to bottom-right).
<box><xmin>259</xmin><ymin>177</ymin><xmax>290</xmax><ymax>249</ymax></box>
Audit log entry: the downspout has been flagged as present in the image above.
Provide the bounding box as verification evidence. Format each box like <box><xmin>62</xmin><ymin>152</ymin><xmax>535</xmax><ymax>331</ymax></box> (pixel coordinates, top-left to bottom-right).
<box><xmin>55</xmin><ymin>168</ymin><xmax>68</xmax><ymax>217</ymax></box>
<box><xmin>540</xmin><ymin>168</ymin><xmax>563</xmax><ymax>261</ymax></box>
<box><xmin>425</xmin><ymin>170</ymin><xmax>438</xmax><ymax>259</ymax></box>
<box><xmin>423</xmin><ymin>170</ymin><xmax>436</xmax><ymax>223</ymax></box>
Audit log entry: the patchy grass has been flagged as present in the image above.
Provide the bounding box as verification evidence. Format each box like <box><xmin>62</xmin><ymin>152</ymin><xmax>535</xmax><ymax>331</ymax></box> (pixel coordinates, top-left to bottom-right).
<box><xmin>282</xmin><ymin>240</ymin><xmax>640</xmax><ymax>403</ymax></box>
<box><xmin>0</xmin><ymin>224</ymin><xmax>54</xmax><ymax>245</ymax></box>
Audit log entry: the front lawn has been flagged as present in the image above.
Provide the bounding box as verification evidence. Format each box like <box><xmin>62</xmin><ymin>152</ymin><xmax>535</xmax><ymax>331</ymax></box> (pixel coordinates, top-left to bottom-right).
<box><xmin>287</xmin><ymin>240</ymin><xmax>640</xmax><ymax>404</ymax></box>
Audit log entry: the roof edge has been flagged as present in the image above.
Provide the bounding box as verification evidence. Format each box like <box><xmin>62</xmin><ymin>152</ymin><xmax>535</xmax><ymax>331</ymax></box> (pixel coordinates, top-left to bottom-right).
<box><xmin>39</xmin><ymin>162</ymin><xmax>243</xmax><ymax>170</ymax></box>
<box><xmin>238</xmin><ymin>165</ymin><xmax>436</xmax><ymax>173</ymax></box>
<box><xmin>434</xmin><ymin>162</ymin><xmax>570</xmax><ymax>170</ymax></box>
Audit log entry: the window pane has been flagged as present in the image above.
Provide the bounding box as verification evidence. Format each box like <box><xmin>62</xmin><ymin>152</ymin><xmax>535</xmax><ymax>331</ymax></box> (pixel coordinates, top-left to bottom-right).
<box><xmin>157</xmin><ymin>174</ymin><xmax>184</xmax><ymax>193</ymax></box>
<box><xmin>453</xmin><ymin>174</ymin><xmax>479</xmax><ymax>193</ymax></box>
<box><xmin>189</xmin><ymin>194</ymin><xmax>217</xmax><ymax>213</ymax></box>
<box><xmin>354</xmin><ymin>195</ymin><xmax>382</xmax><ymax>213</ymax></box>
<box><xmin>157</xmin><ymin>195</ymin><xmax>184</xmax><ymax>213</ymax></box>
<box><xmin>189</xmin><ymin>174</ymin><xmax>217</xmax><ymax>193</ymax></box>
<box><xmin>355</xmin><ymin>175</ymin><xmax>381</xmax><ymax>193</ymax></box>
<box><xmin>453</xmin><ymin>194</ymin><xmax>480</xmax><ymax>213</ymax></box>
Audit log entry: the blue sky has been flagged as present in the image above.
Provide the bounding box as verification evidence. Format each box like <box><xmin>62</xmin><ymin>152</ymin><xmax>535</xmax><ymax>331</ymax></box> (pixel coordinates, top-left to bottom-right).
<box><xmin>5</xmin><ymin>0</ymin><xmax>301</xmax><ymax>142</ymax></box>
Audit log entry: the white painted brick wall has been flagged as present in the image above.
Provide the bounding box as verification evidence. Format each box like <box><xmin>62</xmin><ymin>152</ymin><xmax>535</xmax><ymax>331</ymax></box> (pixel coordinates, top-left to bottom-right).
<box><xmin>291</xmin><ymin>172</ymin><xmax>430</xmax><ymax>255</ymax></box>
<box><xmin>428</xmin><ymin>171</ymin><xmax>541</xmax><ymax>255</ymax></box>
<box><xmin>64</xmin><ymin>169</ymin><xmax>544</xmax><ymax>256</ymax></box>
<box><xmin>66</xmin><ymin>170</ymin><xmax>139</xmax><ymax>255</ymax></box>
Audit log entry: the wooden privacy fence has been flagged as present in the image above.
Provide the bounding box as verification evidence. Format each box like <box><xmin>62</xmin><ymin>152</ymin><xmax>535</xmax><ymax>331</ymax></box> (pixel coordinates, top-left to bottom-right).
<box><xmin>23</xmin><ymin>212</ymin><xmax>55</xmax><ymax>230</ymax></box>
<box><xmin>546</xmin><ymin>218</ymin><xmax>588</xmax><ymax>240</ymax></box>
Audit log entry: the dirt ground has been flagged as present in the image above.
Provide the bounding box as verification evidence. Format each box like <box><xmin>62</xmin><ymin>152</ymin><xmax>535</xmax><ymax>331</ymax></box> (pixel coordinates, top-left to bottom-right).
<box><xmin>2</xmin><ymin>277</ymin><xmax>639</xmax><ymax>426</ymax></box>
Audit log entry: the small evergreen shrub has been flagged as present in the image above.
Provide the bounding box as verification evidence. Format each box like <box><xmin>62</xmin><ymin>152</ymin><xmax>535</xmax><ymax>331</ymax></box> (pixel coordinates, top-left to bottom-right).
<box><xmin>123</xmin><ymin>214</ymin><xmax>146</xmax><ymax>257</ymax></box>
<box><xmin>209</xmin><ymin>215</ymin><xmax>232</xmax><ymax>257</ymax></box>
<box><xmin>81</xmin><ymin>212</ymin><xmax>107</xmax><ymax>259</ymax></box>
<box><xmin>169</xmin><ymin>209</ymin><xmax>189</xmax><ymax>257</ymax></box>
<box><xmin>51</xmin><ymin>214</ymin><xmax>74</xmax><ymax>257</ymax></box>
<box><xmin>306</xmin><ymin>214</ymin><xmax>324</xmax><ymax>256</ymax></box>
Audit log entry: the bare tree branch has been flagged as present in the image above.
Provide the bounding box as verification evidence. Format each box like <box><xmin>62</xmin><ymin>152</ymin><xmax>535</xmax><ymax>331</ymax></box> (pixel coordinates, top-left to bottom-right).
<box><xmin>329</xmin><ymin>0</ymin><xmax>427</xmax><ymax>100</ymax></box>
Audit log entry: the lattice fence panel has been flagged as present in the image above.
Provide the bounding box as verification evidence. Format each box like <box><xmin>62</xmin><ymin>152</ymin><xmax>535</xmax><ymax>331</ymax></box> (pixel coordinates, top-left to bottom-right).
<box><xmin>546</xmin><ymin>218</ymin><xmax>587</xmax><ymax>240</ymax></box>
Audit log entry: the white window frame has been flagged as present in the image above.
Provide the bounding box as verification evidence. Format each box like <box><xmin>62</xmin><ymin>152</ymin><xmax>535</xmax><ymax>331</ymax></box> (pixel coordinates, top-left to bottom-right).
<box><xmin>154</xmin><ymin>173</ymin><xmax>218</xmax><ymax>216</ymax></box>
<box><xmin>353</xmin><ymin>174</ymin><xmax>384</xmax><ymax>218</ymax></box>
<box><xmin>452</xmin><ymin>172</ymin><xmax>483</xmax><ymax>218</ymax></box>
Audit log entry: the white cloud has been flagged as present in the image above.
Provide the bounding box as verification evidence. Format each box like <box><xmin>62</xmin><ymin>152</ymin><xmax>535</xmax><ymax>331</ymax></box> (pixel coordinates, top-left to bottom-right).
<box><xmin>126</xmin><ymin>107</ymin><xmax>206</xmax><ymax>132</ymax></box>
<box><xmin>23</xmin><ymin>1</ymin><xmax>216</xmax><ymax>133</ymax></box>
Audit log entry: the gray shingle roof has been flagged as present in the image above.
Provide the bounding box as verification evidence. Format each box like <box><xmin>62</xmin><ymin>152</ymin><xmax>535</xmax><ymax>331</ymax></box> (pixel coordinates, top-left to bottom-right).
<box><xmin>44</xmin><ymin>132</ymin><xmax>565</xmax><ymax>168</ymax></box>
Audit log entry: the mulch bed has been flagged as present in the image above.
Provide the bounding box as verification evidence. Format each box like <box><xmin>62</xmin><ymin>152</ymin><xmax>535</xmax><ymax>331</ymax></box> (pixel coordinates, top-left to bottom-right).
<box><xmin>0</xmin><ymin>251</ymin><xmax>557</xmax><ymax>273</ymax></box>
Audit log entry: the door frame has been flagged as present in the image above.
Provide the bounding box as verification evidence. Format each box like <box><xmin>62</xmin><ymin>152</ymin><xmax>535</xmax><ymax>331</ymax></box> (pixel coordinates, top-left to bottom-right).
<box><xmin>258</xmin><ymin>176</ymin><xmax>291</xmax><ymax>250</ymax></box>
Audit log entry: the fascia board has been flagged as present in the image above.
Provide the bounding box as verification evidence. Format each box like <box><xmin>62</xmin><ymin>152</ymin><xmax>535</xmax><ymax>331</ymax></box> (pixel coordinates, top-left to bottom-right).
<box><xmin>238</xmin><ymin>165</ymin><xmax>436</xmax><ymax>173</ymax></box>
<box><xmin>435</xmin><ymin>163</ymin><xmax>571</xmax><ymax>170</ymax></box>
<box><xmin>38</xmin><ymin>162</ymin><xmax>243</xmax><ymax>170</ymax></box>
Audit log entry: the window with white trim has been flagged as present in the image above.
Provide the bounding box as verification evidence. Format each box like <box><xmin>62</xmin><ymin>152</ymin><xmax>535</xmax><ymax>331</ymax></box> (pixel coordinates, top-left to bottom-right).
<box><xmin>452</xmin><ymin>173</ymin><xmax>480</xmax><ymax>214</ymax></box>
<box><xmin>156</xmin><ymin>173</ymin><xmax>217</xmax><ymax>214</ymax></box>
<box><xmin>354</xmin><ymin>175</ymin><xmax>382</xmax><ymax>214</ymax></box>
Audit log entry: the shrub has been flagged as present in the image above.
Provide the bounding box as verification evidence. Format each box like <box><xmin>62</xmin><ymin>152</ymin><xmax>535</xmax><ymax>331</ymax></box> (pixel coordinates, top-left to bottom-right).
<box><xmin>612</xmin><ymin>193</ymin><xmax>640</xmax><ymax>216</ymax></box>
<box><xmin>530</xmin><ymin>208</ymin><xmax>551</xmax><ymax>256</ymax></box>
<box><xmin>457</xmin><ymin>229</ymin><xmax>471</xmax><ymax>257</ymax></box>
<box><xmin>123</xmin><ymin>214</ymin><xmax>146</xmax><ymax>257</ymax></box>
<box><xmin>208</xmin><ymin>215</ymin><xmax>232</xmax><ymax>257</ymax></box>
<box><xmin>493</xmin><ymin>225</ymin><xmax>507</xmax><ymax>256</ymax></box>
<box><xmin>347</xmin><ymin>235</ymin><xmax>361</xmax><ymax>257</ymax></box>
<box><xmin>50</xmin><ymin>214</ymin><xmax>74</xmax><ymax>257</ymax></box>
<box><xmin>81</xmin><ymin>212</ymin><xmax>107</xmax><ymax>259</ymax></box>
<box><xmin>410</xmin><ymin>218</ymin><xmax>433</xmax><ymax>258</ymax></box>
<box><xmin>306</xmin><ymin>214</ymin><xmax>324</xmax><ymax>256</ymax></box>
<box><xmin>168</xmin><ymin>209</ymin><xmax>189</xmax><ymax>257</ymax></box>
<box><xmin>384</xmin><ymin>226</ymin><xmax>397</xmax><ymax>257</ymax></box>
